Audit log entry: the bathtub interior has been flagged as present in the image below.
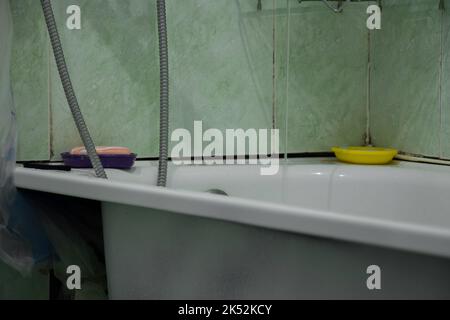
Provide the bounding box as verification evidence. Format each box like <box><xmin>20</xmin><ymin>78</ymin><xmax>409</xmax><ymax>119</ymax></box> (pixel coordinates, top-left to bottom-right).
<box><xmin>96</xmin><ymin>158</ymin><xmax>450</xmax><ymax>231</ymax></box>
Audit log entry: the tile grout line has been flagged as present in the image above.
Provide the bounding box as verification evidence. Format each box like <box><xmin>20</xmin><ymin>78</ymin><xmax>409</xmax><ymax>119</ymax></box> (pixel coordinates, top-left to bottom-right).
<box><xmin>284</xmin><ymin>0</ymin><xmax>291</xmax><ymax>163</ymax></box>
<box><xmin>47</xmin><ymin>28</ymin><xmax>54</xmax><ymax>161</ymax></box>
<box><xmin>366</xmin><ymin>28</ymin><xmax>371</xmax><ymax>146</ymax></box>
<box><xmin>272</xmin><ymin>0</ymin><xmax>277</xmax><ymax>131</ymax></box>
<box><xmin>439</xmin><ymin>7</ymin><xmax>444</xmax><ymax>159</ymax></box>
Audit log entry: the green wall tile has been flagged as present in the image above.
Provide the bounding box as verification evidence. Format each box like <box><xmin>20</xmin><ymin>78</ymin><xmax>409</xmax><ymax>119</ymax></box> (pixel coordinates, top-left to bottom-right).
<box><xmin>167</xmin><ymin>0</ymin><xmax>274</xmax><ymax>155</ymax></box>
<box><xmin>371</xmin><ymin>0</ymin><xmax>441</xmax><ymax>157</ymax></box>
<box><xmin>442</xmin><ymin>0</ymin><xmax>450</xmax><ymax>159</ymax></box>
<box><xmin>281</xmin><ymin>1</ymin><xmax>368</xmax><ymax>153</ymax></box>
<box><xmin>11</xmin><ymin>0</ymin><xmax>50</xmax><ymax>161</ymax></box>
<box><xmin>49</xmin><ymin>0</ymin><xmax>160</xmax><ymax>159</ymax></box>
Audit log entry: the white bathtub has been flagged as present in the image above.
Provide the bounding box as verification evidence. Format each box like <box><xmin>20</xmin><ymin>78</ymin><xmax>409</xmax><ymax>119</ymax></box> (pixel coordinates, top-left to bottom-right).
<box><xmin>15</xmin><ymin>158</ymin><xmax>450</xmax><ymax>299</ymax></box>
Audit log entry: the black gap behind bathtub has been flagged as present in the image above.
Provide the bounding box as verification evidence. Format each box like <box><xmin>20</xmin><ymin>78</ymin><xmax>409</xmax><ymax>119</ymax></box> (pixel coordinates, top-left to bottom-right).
<box><xmin>16</xmin><ymin>152</ymin><xmax>336</xmax><ymax>166</ymax></box>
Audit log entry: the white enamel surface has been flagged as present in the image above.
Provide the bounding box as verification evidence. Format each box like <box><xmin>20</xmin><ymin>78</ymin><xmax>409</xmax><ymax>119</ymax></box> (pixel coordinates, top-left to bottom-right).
<box><xmin>14</xmin><ymin>159</ymin><xmax>450</xmax><ymax>258</ymax></box>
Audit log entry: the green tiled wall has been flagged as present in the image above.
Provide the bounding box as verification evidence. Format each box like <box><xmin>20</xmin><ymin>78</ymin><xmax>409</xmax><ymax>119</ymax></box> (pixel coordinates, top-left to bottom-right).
<box><xmin>11</xmin><ymin>0</ymin><xmax>450</xmax><ymax>161</ymax></box>
<box><xmin>12</xmin><ymin>0</ymin><xmax>277</xmax><ymax>160</ymax></box>
<box><xmin>371</xmin><ymin>0</ymin><xmax>442</xmax><ymax>157</ymax></box>
<box><xmin>278</xmin><ymin>1</ymin><xmax>369</xmax><ymax>154</ymax></box>
<box><xmin>167</xmin><ymin>0</ymin><xmax>274</xmax><ymax>153</ymax></box>
<box><xmin>11</xmin><ymin>0</ymin><xmax>50</xmax><ymax>161</ymax></box>
<box><xmin>49</xmin><ymin>0</ymin><xmax>160</xmax><ymax>159</ymax></box>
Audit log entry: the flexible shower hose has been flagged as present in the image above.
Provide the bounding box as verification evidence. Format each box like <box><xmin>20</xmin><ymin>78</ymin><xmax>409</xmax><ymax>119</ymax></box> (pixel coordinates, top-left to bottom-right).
<box><xmin>40</xmin><ymin>0</ymin><xmax>107</xmax><ymax>179</ymax></box>
<box><xmin>156</xmin><ymin>0</ymin><xmax>169</xmax><ymax>187</ymax></box>
<box><xmin>41</xmin><ymin>0</ymin><xmax>169</xmax><ymax>184</ymax></box>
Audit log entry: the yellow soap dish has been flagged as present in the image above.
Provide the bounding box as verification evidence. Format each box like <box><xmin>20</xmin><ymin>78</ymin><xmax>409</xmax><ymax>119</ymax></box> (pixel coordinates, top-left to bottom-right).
<box><xmin>332</xmin><ymin>146</ymin><xmax>398</xmax><ymax>165</ymax></box>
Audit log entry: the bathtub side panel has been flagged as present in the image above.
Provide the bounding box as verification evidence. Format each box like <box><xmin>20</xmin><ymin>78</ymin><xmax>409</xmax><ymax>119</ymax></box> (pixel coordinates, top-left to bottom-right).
<box><xmin>102</xmin><ymin>202</ymin><xmax>450</xmax><ymax>300</ymax></box>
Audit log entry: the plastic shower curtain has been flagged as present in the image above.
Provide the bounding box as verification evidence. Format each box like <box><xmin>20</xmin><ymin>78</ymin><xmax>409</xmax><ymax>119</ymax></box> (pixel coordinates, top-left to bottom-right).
<box><xmin>0</xmin><ymin>0</ymin><xmax>35</xmax><ymax>274</ymax></box>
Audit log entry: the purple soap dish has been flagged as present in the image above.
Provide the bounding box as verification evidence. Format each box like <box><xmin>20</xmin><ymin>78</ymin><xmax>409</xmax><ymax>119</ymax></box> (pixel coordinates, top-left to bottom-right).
<box><xmin>61</xmin><ymin>152</ymin><xmax>137</xmax><ymax>170</ymax></box>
